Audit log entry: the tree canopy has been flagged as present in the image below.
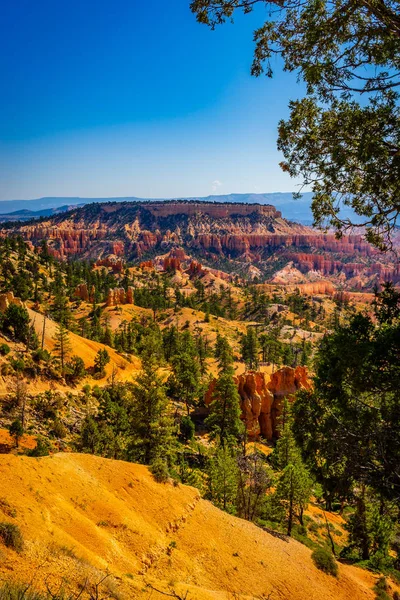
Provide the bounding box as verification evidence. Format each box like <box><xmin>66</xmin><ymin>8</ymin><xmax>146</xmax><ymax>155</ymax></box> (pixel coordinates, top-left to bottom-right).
<box><xmin>190</xmin><ymin>0</ymin><xmax>400</xmax><ymax>249</ymax></box>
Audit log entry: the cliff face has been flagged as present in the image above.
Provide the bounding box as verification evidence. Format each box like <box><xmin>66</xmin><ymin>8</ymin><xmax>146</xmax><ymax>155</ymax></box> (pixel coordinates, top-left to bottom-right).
<box><xmin>4</xmin><ymin>200</ymin><xmax>398</xmax><ymax>290</ymax></box>
<box><xmin>206</xmin><ymin>366</ymin><xmax>312</xmax><ymax>440</ymax></box>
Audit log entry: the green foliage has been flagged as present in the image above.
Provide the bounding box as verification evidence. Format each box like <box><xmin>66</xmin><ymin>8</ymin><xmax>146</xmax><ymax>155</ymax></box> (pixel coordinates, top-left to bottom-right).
<box><xmin>65</xmin><ymin>355</ymin><xmax>86</xmax><ymax>383</ymax></box>
<box><xmin>293</xmin><ymin>285</ymin><xmax>400</xmax><ymax>508</ymax></box>
<box><xmin>9</xmin><ymin>420</ymin><xmax>23</xmax><ymax>448</ymax></box>
<box><xmin>179</xmin><ymin>415</ymin><xmax>195</xmax><ymax>443</ymax></box>
<box><xmin>311</xmin><ymin>547</ymin><xmax>338</xmax><ymax>577</ymax></box>
<box><xmin>0</xmin><ymin>344</ymin><xmax>10</xmax><ymax>356</ymax></box>
<box><xmin>207</xmin><ymin>446</ymin><xmax>239</xmax><ymax>514</ymax></box>
<box><xmin>53</xmin><ymin>323</ymin><xmax>71</xmax><ymax>376</ymax></box>
<box><xmin>374</xmin><ymin>577</ymin><xmax>391</xmax><ymax>600</ymax></box>
<box><xmin>93</xmin><ymin>348</ymin><xmax>110</xmax><ymax>376</ymax></box>
<box><xmin>28</xmin><ymin>436</ymin><xmax>50</xmax><ymax>457</ymax></box>
<box><xmin>150</xmin><ymin>458</ymin><xmax>170</xmax><ymax>483</ymax></box>
<box><xmin>205</xmin><ymin>367</ymin><xmax>244</xmax><ymax>447</ymax></box>
<box><xmin>241</xmin><ymin>327</ymin><xmax>259</xmax><ymax>370</ymax></box>
<box><xmin>271</xmin><ymin>400</ymin><xmax>313</xmax><ymax>535</ymax></box>
<box><xmin>190</xmin><ymin>0</ymin><xmax>400</xmax><ymax>248</ymax></box>
<box><xmin>0</xmin><ymin>522</ymin><xmax>23</xmax><ymax>552</ymax></box>
<box><xmin>2</xmin><ymin>304</ymin><xmax>30</xmax><ymax>344</ymax></box>
<box><xmin>129</xmin><ymin>358</ymin><xmax>176</xmax><ymax>466</ymax></box>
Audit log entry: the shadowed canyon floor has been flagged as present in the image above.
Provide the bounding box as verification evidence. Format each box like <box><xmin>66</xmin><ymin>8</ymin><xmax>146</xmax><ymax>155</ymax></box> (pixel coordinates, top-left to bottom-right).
<box><xmin>0</xmin><ymin>453</ymin><xmax>378</xmax><ymax>599</ymax></box>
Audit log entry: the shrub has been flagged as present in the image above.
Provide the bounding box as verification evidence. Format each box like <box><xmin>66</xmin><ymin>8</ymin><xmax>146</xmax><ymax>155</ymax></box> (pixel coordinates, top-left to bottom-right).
<box><xmin>374</xmin><ymin>577</ymin><xmax>391</xmax><ymax>600</ymax></box>
<box><xmin>1</xmin><ymin>364</ymin><xmax>12</xmax><ymax>376</ymax></box>
<box><xmin>0</xmin><ymin>522</ymin><xmax>23</xmax><ymax>552</ymax></box>
<box><xmin>311</xmin><ymin>547</ymin><xmax>338</xmax><ymax>577</ymax></box>
<box><xmin>150</xmin><ymin>458</ymin><xmax>170</xmax><ymax>483</ymax></box>
<box><xmin>28</xmin><ymin>436</ymin><xmax>50</xmax><ymax>457</ymax></box>
<box><xmin>51</xmin><ymin>419</ymin><xmax>67</xmax><ymax>439</ymax></box>
<box><xmin>10</xmin><ymin>359</ymin><xmax>25</xmax><ymax>373</ymax></box>
<box><xmin>180</xmin><ymin>415</ymin><xmax>195</xmax><ymax>442</ymax></box>
<box><xmin>32</xmin><ymin>348</ymin><xmax>51</xmax><ymax>363</ymax></box>
<box><xmin>0</xmin><ymin>344</ymin><xmax>10</xmax><ymax>356</ymax></box>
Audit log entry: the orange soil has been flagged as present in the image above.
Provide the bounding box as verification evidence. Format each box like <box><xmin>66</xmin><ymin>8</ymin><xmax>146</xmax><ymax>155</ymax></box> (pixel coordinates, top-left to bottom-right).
<box><xmin>0</xmin><ymin>453</ymin><xmax>377</xmax><ymax>600</ymax></box>
<box><xmin>27</xmin><ymin>308</ymin><xmax>141</xmax><ymax>384</ymax></box>
<box><xmin>0</xmin><ymin>428</ymin><xmax>36</xmax><ymax>452</ymax></box>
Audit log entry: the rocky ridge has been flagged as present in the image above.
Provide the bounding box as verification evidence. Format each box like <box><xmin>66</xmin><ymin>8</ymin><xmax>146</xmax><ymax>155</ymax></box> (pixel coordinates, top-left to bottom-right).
<box><xmin>4</xmin><ymin>200</ymin><xmax>399</xmax><ymax>290</ymax></box>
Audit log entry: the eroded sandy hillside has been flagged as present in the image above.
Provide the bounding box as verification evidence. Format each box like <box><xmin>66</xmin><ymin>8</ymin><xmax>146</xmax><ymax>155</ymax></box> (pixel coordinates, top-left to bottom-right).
<box><xmin>0</xmin><ymin>453</ymin><xmax>377</xmax><ymax>599</ymax></box>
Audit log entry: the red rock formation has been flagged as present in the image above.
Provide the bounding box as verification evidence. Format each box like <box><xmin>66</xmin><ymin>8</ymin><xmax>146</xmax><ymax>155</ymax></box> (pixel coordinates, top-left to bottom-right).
<box><xmin>106</xmin><ymin>287</ymin><xmax>135</xmax><ymax>306</ymax></box>
<box><xmin>96</xmin><ymin>254</ymin><xmax>124</xmax><ymax>272</ymax></box>
<box><xmin>74</xmin><ymin>283</ymin><xmax>89</xmax><ymax>302</ymax></box>
<box><xmin>205</xmin><ymin>366</ymin><xmax>311</xmax><ymax>440</ymax></box>
<box><xmin>0</xmin><ymin>292</ymin><xmax>26</xmax><ymax>313</ymax></box>
<box><xmin>140</xmin><ymin>260</ymin><xmax>154</xmax><ymax>270</ymax></box>
<box><xmin>163</xmin><ymin>257</ymin><xmax>182</xmax><ymax>272</ymax></box>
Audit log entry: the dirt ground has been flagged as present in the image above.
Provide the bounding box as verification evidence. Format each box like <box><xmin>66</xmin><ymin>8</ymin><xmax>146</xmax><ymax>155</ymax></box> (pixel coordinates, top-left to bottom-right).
<box><xmin>0</xmin><ymin>452</ymin><xmax>380</xmax><ymax>600</ymax></box>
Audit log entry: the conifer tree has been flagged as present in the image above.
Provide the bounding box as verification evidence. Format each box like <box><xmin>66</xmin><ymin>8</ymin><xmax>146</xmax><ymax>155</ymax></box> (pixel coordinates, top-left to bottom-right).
<box><xmin>272</xmin><ymin>400</ymin><xmax>312</xmax><ymax>535</ymax></box>
<box><xmin>206</xmin><ymin>337</ymin><xmax>244</xmax><ymax>446</ymax></box>
<box><xmin>208</xmin><ymin>445</ymin><xmax>239</xmax><ymax>513</ymax></box>
<box><xmin>129</xmin><ymin>357</ymin><xmax>176</xmax><ymax>469</ymax></box>
<box><xmin>241</xmin><ymin>327</ymin><xmax>260</xmax><ymax>370</ymax></box>
<box><xmin>54</xmin><ymin>322</ymin><xmax>71</xmax><ymax>376</ymax></box>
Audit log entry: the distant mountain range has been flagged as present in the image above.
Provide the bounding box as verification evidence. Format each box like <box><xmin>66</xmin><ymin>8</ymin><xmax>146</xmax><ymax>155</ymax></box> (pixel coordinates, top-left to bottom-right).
<box><xmin>0</xmin><ymin>193</ymin><xmax>316</xmax><ymax>224</ymax></box>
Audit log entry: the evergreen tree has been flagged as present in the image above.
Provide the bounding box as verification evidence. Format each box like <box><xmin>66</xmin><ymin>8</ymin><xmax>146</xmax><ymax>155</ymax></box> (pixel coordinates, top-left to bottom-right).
<box><xmin>205</xmin><ymin>369</ymin><xmax>244</xmax><ymax>447</ymax></box>
<box><xmin>9</xmin><ymin>419</ymin><xmax>24</xmax><ymax>448</ymax></box>
<box><xmin>170</xmin><ymin>351</ymin><xmax>200</xmax><ymax>415</ymax></box>
<box><xmin>129</xmin><ymin>357</ymin><xmax>176</xmax><ymax>469</ymax></box>
<box><xmin>271</xmin><ymin>399</ymin><xmax>313</xmax><ymax>535</ymax></box>
<box><xmin>208</xmin><ymin>445</ymin><xmax>239</xmax><ymax>513</ymax></box>
<box><xmin>241</xmin><ymin>327</ymin><xmax>259</xmax><ymax>370</ymax></box>
<box><xmin>54</xmin><ymin>323</ymin><xmax>71</xmax><ymax>376</ymax></box>
<box><xmin>94</xmin><ymin>348</ymin><xmax>110</xmax><ymax>376</ymax></box>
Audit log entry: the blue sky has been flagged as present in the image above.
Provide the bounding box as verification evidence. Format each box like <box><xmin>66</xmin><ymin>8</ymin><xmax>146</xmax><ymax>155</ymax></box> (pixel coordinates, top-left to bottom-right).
<box><xmin>0</xmin><ymin>0</ymin><xmax>306</xmax><ymax>200</ymax></box>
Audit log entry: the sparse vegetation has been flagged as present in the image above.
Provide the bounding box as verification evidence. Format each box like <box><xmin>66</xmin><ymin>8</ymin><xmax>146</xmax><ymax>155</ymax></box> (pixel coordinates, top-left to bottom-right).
<box><xmin>311</xmin><ymin>548</ymin><xmax>338</xmax><ymax>577</ymax></box>
<box><xmin>0</xmin><ymin>522</ymin><xmax>23</xmax><ymax>552</ymax></box>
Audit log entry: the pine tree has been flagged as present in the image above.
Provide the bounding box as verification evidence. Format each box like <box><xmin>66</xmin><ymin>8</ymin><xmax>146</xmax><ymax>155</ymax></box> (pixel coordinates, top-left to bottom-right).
<box><xmin>129</xmin><ymin>357</ymin><xmax>175</xmax><ymax>469</ymax></box>
<box><xmin>271</xmin><ymin>400</ymin><xmax>312</xmax><ymax>535</ymax></box>
<box><xmin>241</xmin><ymin>327</ymin><xmax>259</xmax><ymax>370</ymax></box>
<box><xmin>206</xmin><ymin>339</ymin><xmax>244</xmax><ymax>447</ymax></box>
<box><xmin>94</xmin><ymin>348</ymin><xmax>110</xmax><ymax>376</ymax></box>
<box><xmin>54</xmin><ymin>323</ymin><xmax>71</xmax><ymax>376</ymax></box>
<box><xmin>170</xmin><ymin>351</ymin><xmax>200</xmax><ymax>415</ymax></box>
<box><xmin>208</xmin><ymin>446</ymin><xmax>239</xmax><ymax>513</ymax></box>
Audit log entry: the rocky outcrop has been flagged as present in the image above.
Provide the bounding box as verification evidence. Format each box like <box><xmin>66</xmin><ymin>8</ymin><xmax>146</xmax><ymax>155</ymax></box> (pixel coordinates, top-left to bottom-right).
<box><xmin>74</xmin><ymin>283</ymin><xmax>90</xmax><ymax>302</ymax></box>
<box><xmin>96</xmin><ymin>254</ymin><xmax>124</xmax><ymax>272</ymax></box>
<box><xmin>106</xmin><ymin>287</ymin><xmax>135</xmax><ymax>306</ymax></box>
<box><xmin>0</xmin><ymin>292</ymin><xmax>26</xmax><ymax>313</ymax></box>
<box><xmin>205</xmin><ymin>366</ymin><xmax>312</xmax><ymax>440</ymax></box>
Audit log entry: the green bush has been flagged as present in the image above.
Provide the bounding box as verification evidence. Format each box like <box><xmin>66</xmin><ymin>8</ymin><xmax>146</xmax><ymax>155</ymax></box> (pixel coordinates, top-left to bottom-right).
<box><xmin>180</xmin><ymin>415</ymin><xmax>195</xmax><ymax>442</ymax></box>
<box><xmin>28</xmin><ymin>436</ymin><xmax>50</xmax><ymax>457</ymax></box>
<box><xmin>311</xmin><ymin>547</ymin><xmax>338</xmax><ymax>577</ymax></box>
<box><xmin>51</xmin><ymin>419</ymin><xmax>67</xmax><ymax>439</ymax></box>
<box><xmin>150</xmin><ymin>458</ymin><xmax>170</xmax><ymax>483</ymax></box>
<box><xmin>0</xmin><ymin>344</ymin><xmax>10</xmax><ymax>356</ymax></box>
<box><xmin>0</xmin><ymin>522</ymin><xmax>24</xmax><ymax>552</ymax></box>
<box><xmin>374</xmin><ymin>577</ymin><xmax>391</xmax><ymax>600</ymax></box>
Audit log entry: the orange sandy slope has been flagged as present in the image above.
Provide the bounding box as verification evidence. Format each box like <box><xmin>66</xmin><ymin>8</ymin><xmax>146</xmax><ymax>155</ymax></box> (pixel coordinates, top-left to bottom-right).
<box><xmin>0</xmin><ymin>453</ymin><xmax>377</xmax><ymax>600</ymax></box>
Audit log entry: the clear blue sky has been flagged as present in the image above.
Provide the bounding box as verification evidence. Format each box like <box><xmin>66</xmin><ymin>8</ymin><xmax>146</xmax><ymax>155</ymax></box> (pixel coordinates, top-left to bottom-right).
<box><xmin>0</xmin><ymin>0</ymin><xmax>305</xmax><ymax>200</ymax></box>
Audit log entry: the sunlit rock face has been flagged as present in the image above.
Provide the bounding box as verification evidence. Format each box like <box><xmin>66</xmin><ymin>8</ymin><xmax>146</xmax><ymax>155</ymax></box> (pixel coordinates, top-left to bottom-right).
<box><xmin>6</xmin><ymin>201</ymin><xmax>399</xmax><ymax>290</ymax></box>
<box><xmin>205</xmin><ymin>366</ymin><xmax>312</xmax><ymax>440</ymax></box>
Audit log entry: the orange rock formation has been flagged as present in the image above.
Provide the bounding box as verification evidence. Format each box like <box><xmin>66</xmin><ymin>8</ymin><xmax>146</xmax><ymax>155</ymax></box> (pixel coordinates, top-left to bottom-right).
<box><xmin>206</xmin><ymin>366</ymin><xmax>311</xmax><ymax>439</ymax></box>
